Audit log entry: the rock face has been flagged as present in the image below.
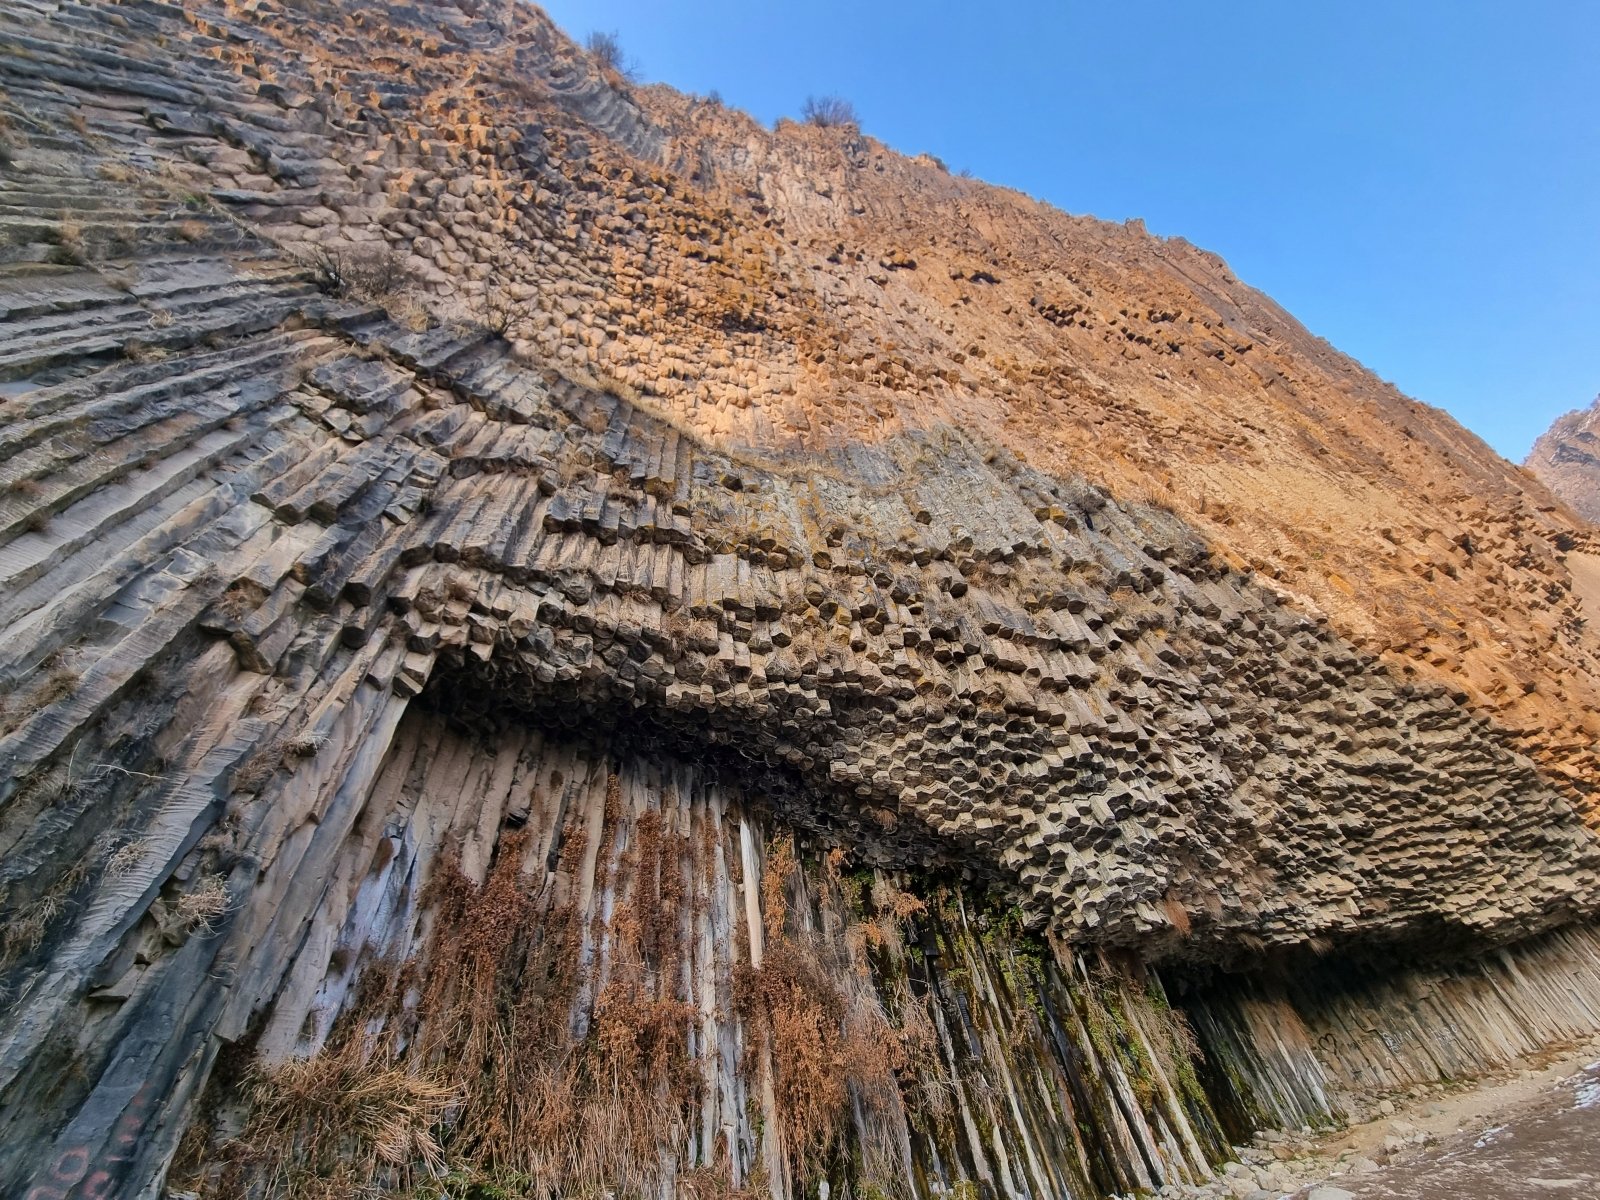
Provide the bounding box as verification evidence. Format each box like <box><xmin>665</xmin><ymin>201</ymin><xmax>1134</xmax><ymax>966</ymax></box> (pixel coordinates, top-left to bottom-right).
<box><xmin>1527</xmin><ymin>397</ymin><xmax>1600</xmax><ymax>524</ymax></box>
<box><xmin>5</xmin><ymin>2</ymin><xmax>1600</xmax><ymax>1198</ymax></box>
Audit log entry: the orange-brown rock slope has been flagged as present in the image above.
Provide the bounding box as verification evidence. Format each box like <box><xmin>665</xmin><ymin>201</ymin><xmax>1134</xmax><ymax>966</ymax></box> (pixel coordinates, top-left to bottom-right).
<box><xmin>5</xmin><ymin>2</ymin><xmax>1600</xmax><ymax>1198</ymax></box>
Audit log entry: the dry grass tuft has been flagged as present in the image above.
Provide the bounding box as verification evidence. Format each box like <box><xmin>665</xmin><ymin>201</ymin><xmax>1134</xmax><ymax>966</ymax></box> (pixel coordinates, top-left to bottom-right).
<box><xmin>233</xmin><ymin>1041</ymin><xmax>458</xmax><ymax>1198</ymax></box>
<box><xmin>53</xmin><ymin>212</ymin><xmax>86</xmax><ymax>264</ymax></box>
<box><xmin>283</xmin><ymin>732</ymin><xmax>328</xmax><ymax>759</ymax></box>
<box><xmin>106</xmin><ymin>838</ymin><xmax>149</xmax><ymax>878</ymax></box>
<box><xmin>231</xmin><ymin>741</ymin><xmax>280</xmax><ymax>793</ymax></box>
<box><xmin>1</xmin><ymin>856</ymin><xmax>92</xmax><ymax>964</ymax></box>
<box><xmin>210</xmin><ymin>584</ymin><xmax>259</xmax><ymax>623</ymax></box>
<box><xmin>443</xmin><ymin>573</ymin><xmax>477</xmax><ymax>604</ymax></box>
<box><xmin>1</xmin><ymin>892</ymin><xmax>65</xmax><ymax>961</ymax></box>
<box><xmin>35</xmin><ymin>665</ymin><xmax>80</xmax><ymax>707</ymax></box>
<box><xmin>176</xmin><ymin>874</ymin><xmax>231</xmax><ymax>933</ymax></box>
<box><xmin>304</xmin><ymin>243</ymin><xmax>415</xmax><ymax>303</ymax></box>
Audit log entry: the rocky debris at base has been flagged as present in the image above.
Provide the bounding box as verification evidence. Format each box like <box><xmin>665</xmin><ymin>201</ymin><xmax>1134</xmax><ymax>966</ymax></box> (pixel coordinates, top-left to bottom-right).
<box><xmin>1156</xmin><ymin>1132</ymin><xmax>1339</xmax><ymax>1200</ymax></box>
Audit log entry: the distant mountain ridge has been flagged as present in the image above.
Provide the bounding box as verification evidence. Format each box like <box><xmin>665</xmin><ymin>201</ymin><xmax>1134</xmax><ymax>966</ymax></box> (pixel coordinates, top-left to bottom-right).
<box><xmin>1528</xmin><ymin>397</ymin><xmax>1600</xmax><ymax>524</ymax></box>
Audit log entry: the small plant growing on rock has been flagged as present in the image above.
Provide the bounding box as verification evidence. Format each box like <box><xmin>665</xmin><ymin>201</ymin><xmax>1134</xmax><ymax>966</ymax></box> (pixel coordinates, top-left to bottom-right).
<box><xmin>232</xmin><ymin>743</ymin><xmax>280</xmax><ymax>794</ymax></box>
<box><xmin>585</xmin><ymin>30</ymin><xmax>636</xmax><ymax>80</ymax></box>
<box><xmin>35</xmin><ymin>663</ymin><xmax>79</xmax><ymax>706</ymax></box>
<box><xmin>211</xmin><ymin>584</ymin><xmax>258</xmax><ymax>622</ymax></box>
<box><xmin>801</xmin><ymin>95</ymin><xmax>859</xmax><ymax>129</ymax></box>
<box><xmin>176</xmin><ymin>873</ymin><xmax>231</xmax><ymax>933</ymax></box>
<box><xmin>52</xmin><ymin>213</ymin><xmax>87</xmax><ymax>265</ymax></box>
<box><xmin>106</xmin><ymin>838</ymin><xmax>149</xmax><ymax>878</ymax></box>
<box><xmin>304</xmin><ymin>244</ymin><xmax>415</xmax><ymax>303</ymax></box>
<box><xmin>469</xmin><ymin>283</ymin><xmax>517</xmax><ymax>338</ymax></box>
<box><xmin>1</xmin><ymin>856</ymin><xmax>92</xmax><ymax>963</ymax></box>
<box><xmin>123</xmin><ymin>339</ymin><xmax>163</xmax><ymax>364</ymax></box>
<box><xmin>238</xmin><ymin>1043</ymin><xmax>458</xmax><ymax>1192</ymax></box>
<box><xmin>587</xmin><ymin>29</ymin><xmax>622</xmax><ymax>67</ymax></box>
<box><xmin>284</xmin><ymin>732</ymin><xmax>328</xmax><ymax>759</ymax></box>
<box><xmin>2</xmin><ymin>893</ymin><xmax>65</xmax><ymax>960</ymax></box>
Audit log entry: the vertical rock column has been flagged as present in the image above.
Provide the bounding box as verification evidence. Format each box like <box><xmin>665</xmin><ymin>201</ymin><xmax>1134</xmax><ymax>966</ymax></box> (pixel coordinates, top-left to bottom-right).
<box><xmin>168</xmin><ymin>705</ymin><xmax>1229</xmax><ymax>1200</ymax></box>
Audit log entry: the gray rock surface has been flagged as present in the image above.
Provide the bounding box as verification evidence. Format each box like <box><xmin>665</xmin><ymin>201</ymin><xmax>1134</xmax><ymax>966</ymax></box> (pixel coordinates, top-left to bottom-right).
<box><xmin>1528</xmin><ymin>396</ymin><xmax>1600</xmax><ymax>523</ymax></box>
<box><xmin>3</xmin><ymin>2</ymin><xmax>1600</xmax><ymax>1199</ymax></box>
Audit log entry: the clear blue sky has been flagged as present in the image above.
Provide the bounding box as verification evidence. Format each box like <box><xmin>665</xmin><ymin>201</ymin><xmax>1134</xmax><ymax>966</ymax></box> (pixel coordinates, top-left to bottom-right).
<box><xmin>539</xmin><ymin>1</ymin><xmax>1599</xmax><ymax>462</ymax></box>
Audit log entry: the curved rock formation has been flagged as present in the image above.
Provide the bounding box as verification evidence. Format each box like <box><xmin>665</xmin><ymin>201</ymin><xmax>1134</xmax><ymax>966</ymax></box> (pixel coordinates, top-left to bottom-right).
<box><xmin>4</xmin><ymin>2</ymin><xmax>1600</xmax><ymax>1198</ymax></box>
<box><xmin>1528</xmin><ymin>396</ymin><xmax>1600</xmax><ymax>525</ymax></box>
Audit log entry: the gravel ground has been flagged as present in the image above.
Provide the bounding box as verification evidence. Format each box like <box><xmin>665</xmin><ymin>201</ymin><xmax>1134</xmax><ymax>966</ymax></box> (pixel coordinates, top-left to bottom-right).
<box><xmin>1290</xmin><ymin>1059</ymin><xmax>1600</xmax><ymax>1200</ymax></box>
<box><xmin>1153</xmin><ymin>1036</ymin><xmax>1600</xmax><ymax>1200</ymax></box>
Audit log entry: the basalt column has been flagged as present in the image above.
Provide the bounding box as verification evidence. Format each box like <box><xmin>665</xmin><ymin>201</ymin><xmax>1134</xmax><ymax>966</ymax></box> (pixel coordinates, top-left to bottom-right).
<box><xmin>7</xmin><ymin>2</ymin><xmax>1600</xmax><ymax>1198</ymax></box>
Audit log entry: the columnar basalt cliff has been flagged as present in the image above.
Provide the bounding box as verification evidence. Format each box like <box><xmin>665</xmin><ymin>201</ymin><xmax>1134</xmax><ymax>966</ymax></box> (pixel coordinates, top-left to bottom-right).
<box><xmin>5</xmin><ymin>2</ymin><xmax>1600</xmax><ymax>1198</ymax></box>
<box><xmin>1528</xmin><ymin>396</ymin><xmax>1600</xmax><ymax>525</ymax></box>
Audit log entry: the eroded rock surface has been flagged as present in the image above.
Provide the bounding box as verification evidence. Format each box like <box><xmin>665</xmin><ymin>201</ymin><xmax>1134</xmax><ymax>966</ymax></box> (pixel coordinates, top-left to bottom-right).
<box><xmin>4</xmin><ymin>2</ymin><xmax>1600</xmax><ymax>1198</ymax></box>
<box><xmin>1528</xmin><ymin>397</ymin><xmax>1600</xmax><ymax>525</ymax></box>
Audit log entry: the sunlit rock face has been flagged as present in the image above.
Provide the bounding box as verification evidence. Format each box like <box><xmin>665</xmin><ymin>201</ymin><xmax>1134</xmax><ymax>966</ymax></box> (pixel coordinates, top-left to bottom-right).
<box><xmin>1528</xmin><ymin>397</ymin><xmax>1600</xmax><ymax>524</ymax></box>
<box><xmin>5</xmin><ymin>2</ymin><xmax>1600</xmax><ymax>1198</ymax></box>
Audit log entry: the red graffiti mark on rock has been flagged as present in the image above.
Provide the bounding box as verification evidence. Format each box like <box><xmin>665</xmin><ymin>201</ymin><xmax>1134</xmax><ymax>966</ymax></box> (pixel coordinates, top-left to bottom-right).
<box><xmin>26</xmin><ymin>1083</ymin><xmax>153</xmax><ymax>1200</ymax></box>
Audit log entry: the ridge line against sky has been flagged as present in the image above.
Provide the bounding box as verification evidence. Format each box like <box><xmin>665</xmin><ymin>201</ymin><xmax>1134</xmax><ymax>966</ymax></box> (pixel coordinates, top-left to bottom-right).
<box><xmin>536</xmin><ymin>0</ymin><xmax>1600</xmax><ymax>463</ymax></box>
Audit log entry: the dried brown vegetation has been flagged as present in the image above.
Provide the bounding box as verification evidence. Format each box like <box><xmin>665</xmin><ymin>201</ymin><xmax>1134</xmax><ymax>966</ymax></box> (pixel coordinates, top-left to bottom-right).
<box><xmin>198</xmin><ymin>792</ymin><xmax>951</xmax><ymax>1198</ymax></box>
<box><xmin>175</xmin><ymin>873</ymin><xmax>231</xmax><ymax>933</ymax></box>
<box><xmin>0</xmin><ymin>663</ymin><xmax>81</xmax><ymax>735</ymax></box>
<box><xmin>738</xmin><ymin>836</ymin><xmax>939</xmax><ymax>1191</ymax></box>
<box><xmin>105</xmin><ymin>838</ymin><xmax>148</xmax><ymax>878</ymax></box>
<box><xmin>231</xmin><ymin>741</ymin><xmax>281</xmax><ymax>793</ymax></box>
<box><xmin>305</xmin><ymin>243</ymin><xmax>416</xmax><ymax>303</ymax></box>
<box><xmin>226</xmin><ymin>1038</ymin><xmax>458</xmax><ymax>1199</ymax></box>
<box><xmin>801</xmin><ymin>95</ymin><xmax>859</xmax><ymax>129</ymax></box>
<box><xmin>284</xmin><ymin>732</ymin><xmax>328</xmax><ymax>758</ymax></box>
<box><xmin>210</xmin><ymin>583</ymin><xmax>259</xmax><ymax>623</ymax></box>
<box><xmin>52</xmin><ymin>211</ymin><xmax>85</xmax><ymax>264</ymax></box>
<box><xmin>0</xmin><ymin>854</ymin><xmax>91</xmax><ymax>965</ymax></box>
